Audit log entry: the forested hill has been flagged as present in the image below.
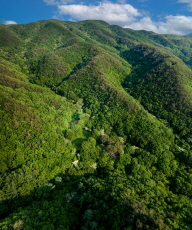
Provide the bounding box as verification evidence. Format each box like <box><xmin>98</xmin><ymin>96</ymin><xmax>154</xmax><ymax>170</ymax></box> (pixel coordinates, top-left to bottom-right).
<box><xmin>0</xmin><ymin>19</ymin><xmax>192</xmax><ymax>230</ymax></box>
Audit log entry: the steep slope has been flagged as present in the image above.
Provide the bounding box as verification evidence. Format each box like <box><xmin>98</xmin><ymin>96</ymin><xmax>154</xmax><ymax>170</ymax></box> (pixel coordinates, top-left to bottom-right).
<box><xmin>0</xmin><ymin>20</ymin><xmax>192</xmax><ymax>230</ymax></box>
<box><xmin>0</xmin><ymin>57</ymin><xmax>79</xmax><ymax>199</ymax></box>
<box><xmin>117</xmin><ymin>27</ymin><xmax>192</xmax><ymax>68</ymax></box>
<box><xmin>121</xmin><ymin>43</ymin><xmax>192</xmax><ymax>137</ymax></box>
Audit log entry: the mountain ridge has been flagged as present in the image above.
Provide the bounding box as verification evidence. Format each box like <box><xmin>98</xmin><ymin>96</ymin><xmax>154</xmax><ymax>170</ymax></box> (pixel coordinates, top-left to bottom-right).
<box><xmin>0</xmin><ymin>19</ymin><xmax>192</xmax><ymax>230</ymax></box>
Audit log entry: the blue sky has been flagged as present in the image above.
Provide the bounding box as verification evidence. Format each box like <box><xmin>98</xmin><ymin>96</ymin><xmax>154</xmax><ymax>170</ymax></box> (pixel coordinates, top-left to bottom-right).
<box><xmin>1</xmin><ymin>0</ymin><xmax>192</xmax><ymax>35</ymax></box>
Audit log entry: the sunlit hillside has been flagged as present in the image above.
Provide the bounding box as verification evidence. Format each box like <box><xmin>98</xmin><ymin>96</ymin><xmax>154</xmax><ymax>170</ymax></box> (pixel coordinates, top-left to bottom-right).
<box><xmin>0</xmin><ymin>19</ymin><xmax>192</xmax><ymax>230</ymax></box>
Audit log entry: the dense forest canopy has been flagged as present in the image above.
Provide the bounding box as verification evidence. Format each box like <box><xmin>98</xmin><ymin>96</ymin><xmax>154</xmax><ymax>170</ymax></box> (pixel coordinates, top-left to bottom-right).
<box><xmin>0</xmin><ymin>19</ymin><xmax>192</xmax><ymax>230</ymax></box>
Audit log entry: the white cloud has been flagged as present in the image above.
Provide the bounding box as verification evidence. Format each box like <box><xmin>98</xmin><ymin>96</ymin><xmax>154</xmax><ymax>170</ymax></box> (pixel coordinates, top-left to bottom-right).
<box><xmin>43</xmin><ymin>0</ymin><xmax>74</xmax><ymax>5</ymax></box>
<box><xmin>44</xmin><ymin>1</ymin><xmax>192</xmax><ymax>35</ymax></box>
<box><xmin>127</xmin><ymin>17</ymin><xmax>158</xmax><ymax>32</ymax></box>
<box><xmin>43</xmin><ymin>0</ymin><xmax>56</xmax><ymax>5</ymax></box>
<box><xmin>117</xmin><ymin>0</ymin><xmax>127</xmax><ymax>3</ymax></box>
<box><xmin>58</xmin><ymin>2</ymin><xmax>142</xmax><ymax>26</ymax></box>
<box><xmin>4</xmin><ymin>20</ymin><xmax>17</xmax><ymax>25</ymax></box>
<box><xmin>126</xmin><ymin>15</ymin><xmax>192</xmax><ymax>35</ymax></box>
<box><xmin>159</xmin><ymin>15</ymin><xmax>192</xmax><ymax>35</ymax></box>
<box><xmin>178</xmin><ymin>0</ymin><xmax>192</xmax><ymax>11</ymax></box>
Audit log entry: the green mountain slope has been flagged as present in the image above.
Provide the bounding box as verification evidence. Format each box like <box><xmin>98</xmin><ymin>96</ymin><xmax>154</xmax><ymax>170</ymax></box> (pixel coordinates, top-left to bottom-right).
<box><xmin>122</xmin><ymin>43</ymin><xmax>192</xmax><ymax>136</ymax></box>
<box><xmin>0</xmin><ymin>19</ymin><xmax>192</xmax><ymax>230</ymax></box>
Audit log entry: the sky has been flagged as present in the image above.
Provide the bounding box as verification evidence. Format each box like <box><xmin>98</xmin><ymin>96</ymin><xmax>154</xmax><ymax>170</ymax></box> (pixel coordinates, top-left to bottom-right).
<box><xmin>1</xmin><ymin>0</ymin><xmax>192</xmax><ymax>35</ymax></box>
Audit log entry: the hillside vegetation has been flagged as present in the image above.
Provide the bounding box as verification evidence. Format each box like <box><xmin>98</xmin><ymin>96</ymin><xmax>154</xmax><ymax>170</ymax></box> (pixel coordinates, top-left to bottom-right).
<box><xmin>0</xmin><ymin>19</ymin><xmax>192</xmax><ymax>230</ymax></box>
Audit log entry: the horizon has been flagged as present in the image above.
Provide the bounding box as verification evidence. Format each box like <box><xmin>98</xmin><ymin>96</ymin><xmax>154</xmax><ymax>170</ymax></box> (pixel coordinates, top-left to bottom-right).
<box><xmin>1</xmin><ymin>18</ymin><xmax>192</xmax><ymax>37</ymax></box>
<box><xmin>1</xmin><ymin>0</ymin><xmax>192</xmax><ymax>36</ymax></box>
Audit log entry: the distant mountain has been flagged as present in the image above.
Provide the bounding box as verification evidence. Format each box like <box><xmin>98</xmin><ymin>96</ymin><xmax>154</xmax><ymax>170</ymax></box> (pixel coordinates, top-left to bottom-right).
<box><xmin>184</xmin><ymin>32</ymin><xmax>192</xmax><ymax>38</ymax></box>
<box><xmin>0</xmin><ymin>19</ymin><xmax>192</xmax><ymax>230</ymax></box>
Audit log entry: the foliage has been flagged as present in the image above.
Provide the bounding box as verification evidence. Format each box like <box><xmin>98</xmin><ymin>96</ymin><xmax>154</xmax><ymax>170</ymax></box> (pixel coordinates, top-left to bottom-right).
<box><xmin>0</xmin><ymin>19</ymin><xmax>192</xmax><ymax>230</ymax></box>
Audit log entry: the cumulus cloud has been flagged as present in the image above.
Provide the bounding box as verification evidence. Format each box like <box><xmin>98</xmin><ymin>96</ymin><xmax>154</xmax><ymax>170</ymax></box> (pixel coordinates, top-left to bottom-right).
<box><xmin>58</xmin><ymin>2</ymin><xmax>142</xmax><ymax>26</ymax></box>
<box><xmin>4</xmin><ymin>20</ymin><xmax>17</xmax><ymax>25</ymax></box>
<box><xmin>178</xmin><ymin>0</ymin><xmax>192</xmax><ymax>11</ymax></box>
<box><xmin>127</xmin><ymin>15</ymin><xmax>192</xmax><ymax>35</ymax></box>
<box><xmin>44</xmin><ymin>1</ymin><xmax>192</xmax><ymax>35</ymax></box>
<box><xmin>127</xmin><ymin>17</ymin><xmax>158</xmax><ymax>32</ymax></box>
<box><xmin>159</xmin><ymin>15</ymin><xmax>192</xmax><ymax>35</ymax></box>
